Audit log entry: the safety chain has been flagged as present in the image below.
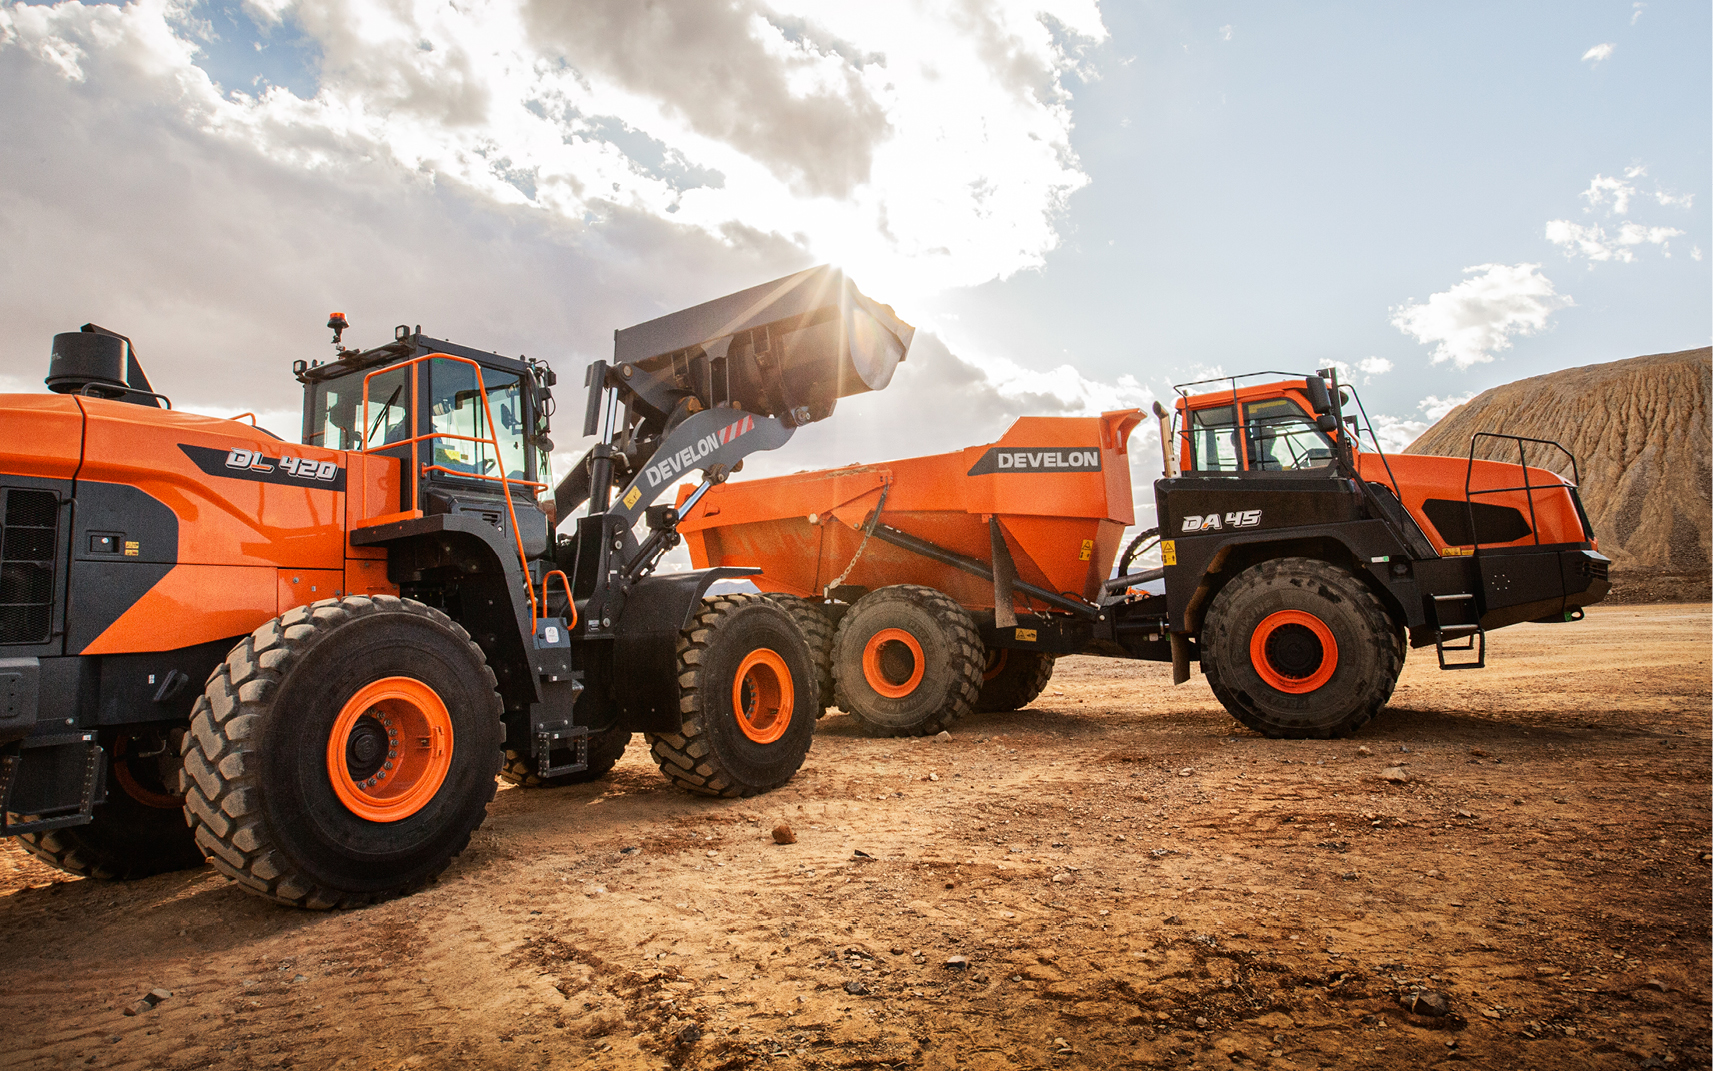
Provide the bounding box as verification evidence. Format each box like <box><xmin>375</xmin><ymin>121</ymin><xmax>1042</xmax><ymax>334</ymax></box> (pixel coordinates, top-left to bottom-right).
<box><xmin>823</xmin><ymin>484</ymin><xmax>890</xmax><ymax>599</ymax></box>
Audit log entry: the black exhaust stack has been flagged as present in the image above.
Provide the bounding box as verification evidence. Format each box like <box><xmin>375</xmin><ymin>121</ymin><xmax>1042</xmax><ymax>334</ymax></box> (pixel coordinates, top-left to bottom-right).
<box><xmin>46</xmin><ymin>324</ymin><xmax>162</xmax><ymax>407</ymax></box>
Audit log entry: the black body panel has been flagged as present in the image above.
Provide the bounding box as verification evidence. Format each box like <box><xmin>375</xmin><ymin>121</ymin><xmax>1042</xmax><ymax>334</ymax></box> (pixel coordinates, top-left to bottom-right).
<box><xmin>609</xmin><ymin>567</ymin><xmax>760</xmax><ymax>734</ymax></box>
<box><xmin>65</xmin><ymin>481</ymin><xmax>179</xmax><ymax>654</ymax></box>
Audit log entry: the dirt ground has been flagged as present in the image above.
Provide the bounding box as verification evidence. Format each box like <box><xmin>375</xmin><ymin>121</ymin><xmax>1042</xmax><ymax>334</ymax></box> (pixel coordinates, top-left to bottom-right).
<box><xmin>0</xmin><ymin>603</ymin><xmax>1707</xmax><ymax>1071</ymax></box>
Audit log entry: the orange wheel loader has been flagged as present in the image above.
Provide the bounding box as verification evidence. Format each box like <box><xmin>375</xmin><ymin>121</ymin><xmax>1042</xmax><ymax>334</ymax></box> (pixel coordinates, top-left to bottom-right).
<box><xmin>678</xmin><ymin>368</ymin><xmax>1610</xmax><ymax>739</ymax></box>
<box><xmin>0</xmin><ymin>265</ymin><xmax>915</xmax><ymax>907</ymax></box>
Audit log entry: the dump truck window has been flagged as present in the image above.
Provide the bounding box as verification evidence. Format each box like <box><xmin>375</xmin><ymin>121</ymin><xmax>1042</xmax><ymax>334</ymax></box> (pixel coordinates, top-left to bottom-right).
<box><xmin>306</xmin><ymin>365</ymin><xmax>412</xmax><ymax>451</ymax></box>
<box><xmin>1244</xmin><ymin>397</ymin><xmax>1332</xmax><ymax>472</ymax></box>
<box><xmin>428</xmin><ymin>360</ymin><xmax>528</xmax><ymax>482</ymax></box>
<box><xmin>1189</xmin><ymin>405</ymin><xmax>1242</xmax><ymax>471</ymax></box>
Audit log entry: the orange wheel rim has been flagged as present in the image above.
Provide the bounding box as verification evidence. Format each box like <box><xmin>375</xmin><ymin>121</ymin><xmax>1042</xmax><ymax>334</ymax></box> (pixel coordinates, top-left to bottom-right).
<box><xmin>1249</xmin><ymin>610</ymin><xmax>1338</xmax><ymax>694</ymax></box>
<box><xmin>112</xmin><ymin>733</ymin><xmax>184</xmax><ymax>810</ymax></box>
<box><xmin>863</xmin><ymin>628</ymin><xmax>925</xmax><ymax>699</ymax></box>
<box><xmin>326</xmin><ymin>677</ymin><xmax>454</xmax><ymax>822</ymax></box>
<box><xmin>732</xmin><ymin>648</ymin><xmax>793</xmax><ymax>744</ymax></box>
<box><xmin>982</xmin><ymin>648</ymin><xmax>1008</xmax><ymax>682</ymax></box>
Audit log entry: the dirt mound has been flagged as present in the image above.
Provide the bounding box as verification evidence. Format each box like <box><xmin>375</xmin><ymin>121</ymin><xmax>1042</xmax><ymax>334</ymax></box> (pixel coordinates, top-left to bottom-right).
<box><xmin>1406</xmin><ymin>347</ymin><xmax>1711</xmax><ymax>602</ymax></box>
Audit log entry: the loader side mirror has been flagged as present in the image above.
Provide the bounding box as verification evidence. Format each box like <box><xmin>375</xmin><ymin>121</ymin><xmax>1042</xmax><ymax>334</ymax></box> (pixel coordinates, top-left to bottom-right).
<box><xmin>1304</xmin><ymin>376</ymin><xmax>1333</xmax><ymax>415</ymax></box>
<box><xmin>1316</xmin><ymin>413</ymin><xmax>1340</xmax><ymax>433</ymax></box>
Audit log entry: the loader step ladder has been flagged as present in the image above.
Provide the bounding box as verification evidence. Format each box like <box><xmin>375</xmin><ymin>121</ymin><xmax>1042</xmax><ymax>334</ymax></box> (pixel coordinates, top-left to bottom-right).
<box><xmin>0</xmin><ymin>733</ymin><xmax>103</xmax><ymax>835</ymax></box>
<box><xmin>534</xmin><ymin>721</ymin><xmax>589</xmax><ymax>780</ymax></box>
<box><xmin>1431</xmin><ymin>593</ymin><xmax>1485</xmax><ymax>670</ymax></box>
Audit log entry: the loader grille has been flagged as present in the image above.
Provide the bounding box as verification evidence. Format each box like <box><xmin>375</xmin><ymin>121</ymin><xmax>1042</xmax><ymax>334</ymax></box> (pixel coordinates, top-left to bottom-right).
<box><xmin>0</xmin><ymin>489</ymin><xmax>59</xmax><ymax>644</ymax></box>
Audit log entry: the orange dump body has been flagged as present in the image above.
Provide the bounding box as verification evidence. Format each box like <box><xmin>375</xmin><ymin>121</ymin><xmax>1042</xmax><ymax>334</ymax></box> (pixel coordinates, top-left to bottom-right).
<box><xmin>678</xmin><ymin>410</ymin><xmax>1145</xmax><ymax>608</ymax></box>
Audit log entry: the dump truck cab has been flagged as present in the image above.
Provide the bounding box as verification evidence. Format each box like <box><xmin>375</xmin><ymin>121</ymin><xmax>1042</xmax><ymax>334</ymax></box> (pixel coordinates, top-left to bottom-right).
<box><xmin>1125</xmin><ymin>369</ymin><xmax>1610</xmax><ymax>736</ymax></box>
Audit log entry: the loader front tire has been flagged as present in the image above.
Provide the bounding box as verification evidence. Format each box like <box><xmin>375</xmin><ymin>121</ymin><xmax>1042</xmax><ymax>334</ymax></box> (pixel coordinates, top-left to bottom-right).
<box><xmin>831</xmin><ymin>585</ymin><xmax>983</xmax><ymax>737</ymax></box>
<box><xmin>974</xmin><ymin>648</ymin><xmax>1056</xmax><ymax>713</ymax></box>
<box><xmin>647</xmin><ymin>594</ymin><xmax>817</xmax><ymax>798</ymax></box>
<box><xmin>763</xmin><ymin>593</ymin><xmax>836</xmax><ymax>713</ymax></box>
<box><xmin>180</xmin><ymin>596</ymin><xmax>504</xmax><ymax>909</ymax></box>
<box><xmin>1201</xmin><ymin>558</ymin><xmax>1402</xmax><ymax>739</ymax></box>
<box><xmin>17</xmin><ymin>728</ymin><xmax>205</xmax><ymax>880</ymax></box>
<box><xmin>500</xmin><ymin>725</ymin><xmax>632</xmax><ymax>788</ymax></box>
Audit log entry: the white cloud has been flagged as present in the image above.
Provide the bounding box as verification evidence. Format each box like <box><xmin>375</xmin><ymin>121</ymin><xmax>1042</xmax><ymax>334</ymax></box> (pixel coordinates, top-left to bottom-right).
<box><xmin>1357</xmin><ymin>356</ymin><xmax>1393</xmax><ymax>376</ymax></box>
<box><xmin>1654</xmin><ymin>188</ymin><xmax>1694</xmax><ymax>209</ymax></box>
<box><xmin>1581</xmin><ymin>42</ymin><xmax>1614</xmax><ymax>64</ymax></box>
<box><xmin>1390</xmin><ymin>264</ymin><xmax>1574</xmax><ymax>369</ymax></box>
<box><xmin>1367</xmin><ymin>392</ymin><xmax>1473</xmax><ymax>453</ymax></box>
<box><xmin>1631</xmin><ymin>2</ymin><xmax>1646</xmax><ymax>25</ymax></box>
<box><xmin>1218</xmin><ymin>24</ymin><xmax>1232</xmax><ymax>41</ymax></box>
<box><xmin>1545</xmin><ymin>219</ymin><xmax>1685</xmax><ymax>264</ymax></box>
<box><xmin>1581</xmin><ymin>171</ymin><xmax>1639</xmax><ymax>215</ymax></box>
<box><xmin>0</xmin><ymin>0</ymin><xmax>1108</xmax><ymax>301</ymax></box>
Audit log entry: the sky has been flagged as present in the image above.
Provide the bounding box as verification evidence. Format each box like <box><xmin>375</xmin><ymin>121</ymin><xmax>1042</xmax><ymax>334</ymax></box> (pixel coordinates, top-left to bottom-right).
<box><xmin>0</xmin><ymin>0</ymin><xmax>1707</xmax><ymax>546</ymax></box>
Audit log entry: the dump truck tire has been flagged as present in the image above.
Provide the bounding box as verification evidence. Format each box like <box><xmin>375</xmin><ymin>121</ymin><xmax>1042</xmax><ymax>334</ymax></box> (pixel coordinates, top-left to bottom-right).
<box><xmin>831</xmin><ymin>585</ymin><xmax>982</xmax><ymax>737</ymax></box>
<box><xmin>1116</xmin><ymin>526</ymin><xmax>1161</xmax><ymax>576</ymax></box>
<box><xmin>647</xmin><ymin>594</ymin><xmax>817</xmax><ymax>798</ymax></box>
<box><xmin>179</xmin><ymin>595</ymin><xmax>504</xmax><ymax>909</ymax></box>
<box><xmin>1201</xmin><ymin>558</ymin><xmax>1402</xmax><ymax>739</ymax></box>
<box><xmin>500</xmin><ymin>725</ymin><xmax>632</xmax><ymax>788</ymax></box>
<box><xmin>17</xmin><ymin>729</ymin><xmax>204</xmax><ymax>880</ymax></box>
<box><xmin>763</xmin><ymin>593</ymin><xmax>836</xmax><ymax>713</ymax></box>
<box><xmin>974</xmin><ymin>648</ymin><xmax>1056</xmax><ymax>713</ymax></box>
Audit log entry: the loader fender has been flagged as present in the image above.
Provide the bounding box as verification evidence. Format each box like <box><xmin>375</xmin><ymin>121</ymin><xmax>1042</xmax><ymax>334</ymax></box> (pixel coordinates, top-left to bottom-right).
<box><xmin>349</xmin><ymin>513</ymin><xmax>540</xmax><ymax>711</ymax></box>
<box><xmin>611</xmin><ymin>568</ymin><xmax>760</xmax><ymax>734</ymax></box>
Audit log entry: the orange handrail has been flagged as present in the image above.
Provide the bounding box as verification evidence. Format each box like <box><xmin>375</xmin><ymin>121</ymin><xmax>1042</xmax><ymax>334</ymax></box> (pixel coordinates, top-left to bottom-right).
<box><xmin>542</xmin><ymin>569</ymin><xmax>577</xmax><ymax>631</ymax></box>
<box><xmin>361</xmin><ymin>354</ymin><xmax>545</xmax><ymax>629</ymax></box>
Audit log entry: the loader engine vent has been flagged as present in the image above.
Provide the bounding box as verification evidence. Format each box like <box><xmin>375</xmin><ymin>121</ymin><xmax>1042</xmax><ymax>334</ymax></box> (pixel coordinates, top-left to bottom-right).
<box><xmin>0</xmin><ymin>489</ymin><xmax>59</xmax><ymax>644</ymax></box>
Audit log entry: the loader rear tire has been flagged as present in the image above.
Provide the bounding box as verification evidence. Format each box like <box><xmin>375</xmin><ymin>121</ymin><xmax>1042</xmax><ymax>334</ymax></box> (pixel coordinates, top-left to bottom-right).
<box><xmin>831</xmin><ymin>585</ymin><xmax>983</xmax><ymax>737</ymax></box>
<box><xmin>17</xmin><ymin>729</ymin><xmax>204</xmax><ymax>880</ymax></box>
<box><xmin>647</xmin><ymin>594</ymin><xmax>817</xmax><ymax>798</ymax></box>
<box><xmin>1201</xmin><ymin>558</ymin><xmax>1402</xmax><ymax>739</ymax></box>
<box><xmin>180</xmin><ymin>595</ymin><xmax>504</xmax><ymax>909</ymax></box>
<box><xmin>763</xmin><ymin>593</ymin><xmax>835</xmax><ymax>713</ymax></box>
<box><xmin>500</xmin><ymin>725</ymin><xmax>632</xmax><ymax>788</ymax></box>
<box><xmin>974</xmin><ymin>648</ymin><xmax>1056</xmax><ymax>713</ymax></box>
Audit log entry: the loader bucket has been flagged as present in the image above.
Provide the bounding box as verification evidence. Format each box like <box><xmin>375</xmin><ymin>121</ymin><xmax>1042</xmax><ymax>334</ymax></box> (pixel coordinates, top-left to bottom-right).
<box><xmin>612</xmin><ymin>265</ymin><xmax>914</xmax><ymax>425</ymax></box>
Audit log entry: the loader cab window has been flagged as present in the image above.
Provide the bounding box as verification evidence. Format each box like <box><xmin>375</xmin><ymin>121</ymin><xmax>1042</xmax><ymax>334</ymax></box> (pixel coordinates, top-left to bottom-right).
<box><xmin>426</xmin><ymin>360</ymin><xmax>529</xmax><ymax>483</ymax></box>
<box><xmin>1244</xmin><ymin>397</ymin><xmax>1334</xmax><ymax>472</ymax></box>
<box><xmin>306</xmin><ymin>364</ymin><xmax>414</xmax><ymax>451</ymax></box>
<box><xmin>1187</xmin><ymin>405</ymin><xmax>1243</xmax><ymax>472</ymax></box>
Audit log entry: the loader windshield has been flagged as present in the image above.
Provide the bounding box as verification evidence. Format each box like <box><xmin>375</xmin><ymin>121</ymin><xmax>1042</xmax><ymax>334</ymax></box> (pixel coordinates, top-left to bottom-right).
<box><xmin>306</xmin><ymin>365</ymin><xmax>414</xmax><ymax>451</ymax></box>
<box><xmin>427</xmin><ymin>360</ymin><xmax>529</xmax><ymax>483</ymax></box>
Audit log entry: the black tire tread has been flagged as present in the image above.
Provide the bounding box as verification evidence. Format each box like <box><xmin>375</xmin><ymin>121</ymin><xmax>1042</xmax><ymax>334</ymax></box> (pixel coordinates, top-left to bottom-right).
<box><xmin>179</xmin><ymin>595</ymin><xmax>503</xmax><ymax>909</ymax></box>
<box><xmin>646</xmin><ymin>593</ymin><xmax>812</xmax><ymax>799</ymax></box>
<box><xmin>831</xmin><ymin>585</ymin><xmax>983</xmax><ymax>738</ymax></box>
<box><xmin>1202</xmin><ymin>558</ymin><xmax>1402</xmax><ymax>739</ymax></box>
<box><xmin>763</xmin><ymin>593</ymin><xmax>835</xmax><ymax>712</ymax></box>
<box><xmin>974</xmin><ymin>649</ymin><xmax>1056</xmax><ymax>713</ymax></box>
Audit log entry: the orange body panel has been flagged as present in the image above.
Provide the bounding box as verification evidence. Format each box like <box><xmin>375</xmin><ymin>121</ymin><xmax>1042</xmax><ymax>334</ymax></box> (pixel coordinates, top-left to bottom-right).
<box><xmin>80</xmin><ymin>565</ymin><xmax>277</xmax><ymax>655</ymax></box>
<box><xmin>1176</xmin><ymin>383</ymin><xmax>1590</xmax><ymax>552</ymax></box>
<box><xmin>76</xmin><ymin>396</ymin><xmax>347</xmax><ymax>569</ymax></box>
<box><xmin>679</xmin><ymin>411</ymin><xmax>1141</xmax><ymax>606</ymax></box>
<box><xmin>278</xmin><ymin>568</ymin><xmax>345</xmax><ymax>612</ymax></box>
<box><xmin>1359</xmin><ymin>452</ymin><xmax>1587</xmax><ymax>552</ymax></box>
<box><xmin>0</xmin><ymin>392</ymin><xmax>410</xmax><ymax>657</ymax></box>
<box><xmin>344</xmin><ymin>557</ymin><xmax>398</xmax><ymax>598</ymax></box>
<box><xmin>0</xmin><ymin>395</ymin><xmax>83</xmax><ymax>480</ymax></box>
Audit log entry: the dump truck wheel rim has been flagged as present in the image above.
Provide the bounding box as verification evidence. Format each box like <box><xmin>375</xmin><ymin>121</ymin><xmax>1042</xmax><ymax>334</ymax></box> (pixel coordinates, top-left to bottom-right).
<box><xmin>863</xmin><ymin>628</ymin><xmax>926</xmax><ymax>698</ymax></box>
<box><xmin>982</xmin><ymin>648</ymin><xmax>1009</xmax><ymax>682</ymax></box>
<box><xmin>326</xmin><ymin>677</ymin><xmax>454</xmax><ymax>822</ymax></box>
<box><xmin>732</xmin><ymin>648</ymin><xmax>794</xmax><ymax>744</ymax></box>
<box><xmin>1249</xmin><ymin>610</ymin><xmax>1338</xmax><ymax>693</ymax></box>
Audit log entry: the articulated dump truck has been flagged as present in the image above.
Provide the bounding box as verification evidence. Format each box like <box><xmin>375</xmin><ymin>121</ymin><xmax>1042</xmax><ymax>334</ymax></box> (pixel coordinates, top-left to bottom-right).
<box><xmin>679</xmin><ymin>369</ymin><xmax>1611</xmax><ymax>740</ymax></box>
<box><xmin>0</xmin><ymin>266</ymin><xmax>914</xmax><ymax>907</ymax></box>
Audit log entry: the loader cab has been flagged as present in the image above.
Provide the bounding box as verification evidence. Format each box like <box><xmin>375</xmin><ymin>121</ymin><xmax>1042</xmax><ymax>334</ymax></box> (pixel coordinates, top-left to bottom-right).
<box><xmin>297</xmin><ymin>332</ymin><xmax>552</xmax><ymax>522</ymax></box>
<box><xmin>1174</xmin><ymin>378</ymin><xmax>1346</xmax><ymax>476</ymax></box>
